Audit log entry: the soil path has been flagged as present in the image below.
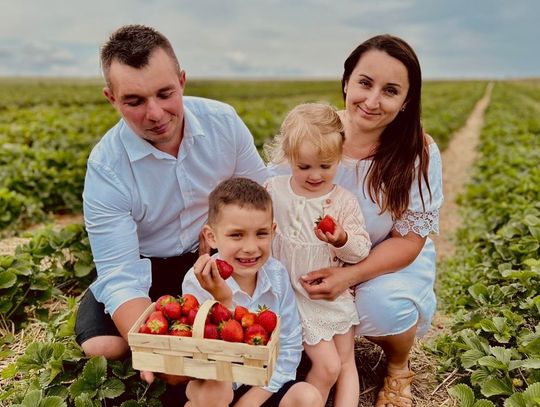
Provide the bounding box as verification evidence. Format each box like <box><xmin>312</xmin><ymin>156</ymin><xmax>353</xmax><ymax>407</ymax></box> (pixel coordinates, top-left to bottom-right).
<box><xmin>432</xmin><ymin>82</ymin><xmax>493</xmax><ymax>260</ymax></box>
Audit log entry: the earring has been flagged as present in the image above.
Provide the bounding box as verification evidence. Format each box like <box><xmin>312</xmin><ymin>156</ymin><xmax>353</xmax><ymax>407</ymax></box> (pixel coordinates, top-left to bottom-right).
<box><xmin>400</xmin><ymin>106</ymin><xmax>406</xmax><ymax>112</ymax></box>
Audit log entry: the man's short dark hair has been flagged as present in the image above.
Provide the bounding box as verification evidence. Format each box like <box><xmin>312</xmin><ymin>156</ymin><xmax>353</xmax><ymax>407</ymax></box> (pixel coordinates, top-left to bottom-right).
<box><xmin>100</xmin><ymin>24</ymin><xmax>180</xmax><ymax>87</ymax></box>
<box><xmin>208</xmin><ymin>178</ymin><xmax>273</xmax><ymax>225</ymax></box>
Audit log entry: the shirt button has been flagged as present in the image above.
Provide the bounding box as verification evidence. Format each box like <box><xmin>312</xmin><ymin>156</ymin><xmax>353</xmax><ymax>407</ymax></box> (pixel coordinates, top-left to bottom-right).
<box><xmin>333</xmin><ymin>257</ymin><xmax>338</xmax><ymax>262</ymax></box>
<box><xmin>325</xmin><ymin>199</ymin><xmax>332</xmax><ymax>204</ymax></box>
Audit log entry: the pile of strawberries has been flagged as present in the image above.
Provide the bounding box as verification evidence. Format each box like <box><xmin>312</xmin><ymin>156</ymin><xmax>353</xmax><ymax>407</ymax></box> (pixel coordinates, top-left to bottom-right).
<box><xmin>138</xmin><ymin>294</ymin><xmax>278</xmax><ymax>346</ymax></box>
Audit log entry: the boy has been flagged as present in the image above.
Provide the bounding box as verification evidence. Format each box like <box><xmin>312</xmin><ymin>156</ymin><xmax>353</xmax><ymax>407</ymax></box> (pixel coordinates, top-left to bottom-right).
<box><xmin>182</xmin><ymin>177</ymin><xmax>322</xmax><ymax>407</ymax></box>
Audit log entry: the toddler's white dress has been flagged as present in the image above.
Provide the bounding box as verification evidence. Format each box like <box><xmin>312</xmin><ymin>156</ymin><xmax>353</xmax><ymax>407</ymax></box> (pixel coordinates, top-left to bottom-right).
<box><xmin>266</xmin><ymin>175</ymin><xmax>371</xmax><ymax>345</ymax></box>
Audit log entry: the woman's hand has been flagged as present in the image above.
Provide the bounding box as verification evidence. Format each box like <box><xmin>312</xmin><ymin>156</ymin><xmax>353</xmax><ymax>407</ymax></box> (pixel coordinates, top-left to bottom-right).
<box><xmin>299</xmin><ymin>266</ymin><xmax>353</xmax><ymax>300</ymax></box>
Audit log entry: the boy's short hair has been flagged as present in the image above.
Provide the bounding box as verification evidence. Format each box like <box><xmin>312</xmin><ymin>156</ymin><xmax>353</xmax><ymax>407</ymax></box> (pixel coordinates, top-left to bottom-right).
<box><xmin>208</xmin><ymin>178</ymin><xmax>272</xmax><ymax>225</ymax></box>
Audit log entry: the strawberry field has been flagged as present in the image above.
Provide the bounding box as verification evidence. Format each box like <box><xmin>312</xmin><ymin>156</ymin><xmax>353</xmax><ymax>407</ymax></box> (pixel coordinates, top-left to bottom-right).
<box><xmin>6</xmin><ymin>78</ymin><xmax>538</xmax><ymax>406</ymax></box>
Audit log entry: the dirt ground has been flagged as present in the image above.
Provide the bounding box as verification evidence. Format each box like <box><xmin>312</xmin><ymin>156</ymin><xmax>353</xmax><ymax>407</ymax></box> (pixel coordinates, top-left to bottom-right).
<box><xmin>0</xmin><ymin>85</ymin><xmax>493</xmax><ymax>406</ymax></box>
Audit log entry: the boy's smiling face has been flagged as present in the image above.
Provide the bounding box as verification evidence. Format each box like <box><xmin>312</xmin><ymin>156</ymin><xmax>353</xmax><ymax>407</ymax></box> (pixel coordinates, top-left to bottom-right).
<box><xmin>204</xmin><ymin>203</ymin><xmax>275</xmax><ymax>290</ymax></box>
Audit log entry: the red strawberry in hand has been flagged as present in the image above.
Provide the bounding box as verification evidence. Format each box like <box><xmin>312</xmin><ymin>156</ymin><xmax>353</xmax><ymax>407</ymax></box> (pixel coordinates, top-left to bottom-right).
<box><xmin>146</xmin><ymin>311</ymin><xmax>169</xmax><ymax>335</ymax></box>
<box><xmin>256</xmin><ymin>306</ymin><xmax>278</xmax><ymax>334</ymax></box>
<box><xmin>216</xmin><ymin>259</ymin><xmax>234</xmax><ymax>279</ymax></box>
<box><xmin>315</xmin><ymin>215</ymin><xmax>336</xmax><ymax>235</ymax></box>
<box><xmin>219</xmin><ymin>319</ymin><xmax>244</xmax><ymax>342</ymax></box>
<box><xmin>244</xmin><ymin>324</ymin><xmax>269</xmax><ymax>345</ymax></box>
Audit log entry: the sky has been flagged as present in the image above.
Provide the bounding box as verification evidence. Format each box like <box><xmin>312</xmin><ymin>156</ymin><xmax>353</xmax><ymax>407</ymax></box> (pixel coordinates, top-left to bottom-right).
<box><xmin>0</xmin><ymin>0</ymin><xmax>539</xmax><ymax>80</ymax></box>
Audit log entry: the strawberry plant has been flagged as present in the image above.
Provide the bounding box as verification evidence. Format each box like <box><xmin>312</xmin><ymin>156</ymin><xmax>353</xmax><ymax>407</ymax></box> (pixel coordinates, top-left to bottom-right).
<box><xmin>432</xmin><ymin>81</ymin><xmax>540</xmax><ymax>405</ymax></box>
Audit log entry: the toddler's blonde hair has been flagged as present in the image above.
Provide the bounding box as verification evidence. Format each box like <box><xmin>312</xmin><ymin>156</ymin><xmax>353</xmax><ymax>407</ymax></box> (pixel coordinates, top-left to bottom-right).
<box><xmin>265</xmin><ymin>103</ymin><xmax>344</xmax><ymax>165</ymax></box>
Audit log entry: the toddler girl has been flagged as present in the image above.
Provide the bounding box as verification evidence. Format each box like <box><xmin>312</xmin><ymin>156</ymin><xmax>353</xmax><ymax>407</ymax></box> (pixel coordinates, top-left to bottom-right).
<box><xmin>265</xmin><ymin>103</ymin><xmax>371</xmax><ymax>407</ymax></box>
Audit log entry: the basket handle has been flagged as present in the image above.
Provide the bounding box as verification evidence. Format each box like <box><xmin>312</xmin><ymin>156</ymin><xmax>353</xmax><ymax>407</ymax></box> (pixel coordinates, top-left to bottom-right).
<box><xmin>192</xmin><ymin>299</ymin><xmax>218</xmax><ymax>339</ymax></box>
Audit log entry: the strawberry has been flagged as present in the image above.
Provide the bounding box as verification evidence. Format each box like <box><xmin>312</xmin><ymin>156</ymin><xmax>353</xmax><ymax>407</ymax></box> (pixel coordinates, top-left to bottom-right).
<box><xmin>233</xmin><ymin>305</ymin><xmax>249</xmax><ymax>322</ymax></box>
<box><xmin>219</xmin><ymin>319</ymin><xmax>244</xmax><ymax>342</ymax></box>
<box><xmin>155</xmin><ymin>294</ymin><xmax>178</xmax><ymax>312</ymax></box>
<box><xmin>256</xmin><ymin>306</ymin><xmax>278</xmax><ymax>334</ymax></box>
<box><xmin>138</xmin><ymin>322</ymin><xmax>151</xmax><ymax>334</ymax></box>
<box><xmin>216</xmin><ymin>259</ymin><xmax>234</xmax><ymax>279</ymax></box>
<box><xmin>146</xmin><ymin>310</ymin><xmax>168</xmax><ymax>335</ymax></box>
<box><xmin>244</xmin><ymin>324</ymin><xmax>269</xmax><ymax>345</ymax></box>
<box><xmin>240</xmin><ymin>312</ymin><xmax>257</xmax><ymax>329</ymax></box>
<box><xmin>169</xmin><ymin>321</ymin><xmax>192</xmax><ymax>337</ymax></box>
<box><xmin>204</xmin><ymin>323</ymin><xmax>219</xmax><ymax>339</ymax></box>
<box><xmin>186</xmin><ymin>308</ymin><xmax>198</xmax><ymax>326</ymax></box>
<box><xmin>315</xmin><ymin>215</ymin><xmax>336</xmax><ymax>235</ymax></box>
<box><xmin>180</xmin><ymin>294</ymin><xmax>200</xmax><ymax>316</ymax></box>
<box><xmin>162</xmin><ymin>301</ymin><xmax>182</xmax><ymax>320</ymax></box>
<box><xmin>209</xmin><ymin>303</ymin><xmax>232</xmax><ymax>325</ymax></box>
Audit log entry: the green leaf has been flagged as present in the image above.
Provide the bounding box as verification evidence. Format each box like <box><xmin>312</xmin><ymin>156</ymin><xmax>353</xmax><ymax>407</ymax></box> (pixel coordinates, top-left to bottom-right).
<box><xmin>448</xmin><ymin>383</ymin><xmax>475</xmax><ymax>407</ymax></box>
<box><xmin>82</xmin><ymin>356</ymin><xmax>107</xmax><ymax>387</ymax></box>
<box><xmin>74</xmin><ymin>263</ymin><xmax>93</xmax><ymax>278</ymax></box>
<box><xmin>20</xmin><ymin>390</ymin><xmax>42</xmax><ymax>407</ymax></box>
<box><xmin>480</xmin><ymin>377</ymin><xmax>514</xmax><ymax>397</ymax></box>
<box><xmin>119</xmin><ymin>401</ymin><xmax>142</xmax><ymax>407</ymax></box>
<box><xmin>520</xmin><ymin>358</ymin><xmax>540</xmax><ymax>369</ymax></box>
<box><xmin>462</xmin><ymin>349</ymin><xmax>485</xmax><ymax>368</ymax></box>
<box><xmin>0</xmin><ymin>270</ymin><xmax>17</xmax><ymax>289</ymax></box>
<box><xmin>478</xmin><ymin>355</ymin><xmax>507</xmax><ymax>370</ymax></box>
<box><xmin>471</xmin><ymin>369</ymin><xmax>491</xmax><ymax>386</ymax></box>
<box><xmin>472</xmin><ymin>400</ymin><xmax>496</xmax><ymax>407</ymax></box>
<box><xmin>109</xmin><ymin>359</ymin><xmax>136</xmax><ymax>379</ymax></box>
<box><xmin>99</xmin><ymin>377</ymin><xmax>125</xmax><ymax>399</ymax></box>
<box><xmin>504</xmin><ymin>392</ymin><xmax>527</xmax><ymax>407</ymax></box>
<box><xmin>69</xmin><ymin>377</ymin><xmax>97</xmax><ymax>399</ymax></box>
<box><xmin>74</xmin><ymin>393</ymin><xmax>96</xmax><ymax>407</ymax></box>
<box><xmin>1</xmin><ymin>362</ymin><xmax>17</xmax><ymax>379</ymax></box>
<box><xmin>41</xmin><ymin>397</ymin><xmax>66</xmax><ymax>407</ymax></box>
<box><xmin>523</xmin><ymin>382</ymin><xmax>540</xmax><ymax>399</ymax></box>
<box><xmin>491</xmin><ymin>346</ymin><xmax>512</xmax><ymax>365</ymax></box>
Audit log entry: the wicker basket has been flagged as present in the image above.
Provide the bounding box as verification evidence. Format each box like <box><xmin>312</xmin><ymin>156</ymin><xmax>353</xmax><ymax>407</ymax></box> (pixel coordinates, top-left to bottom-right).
<box><xmin>128</xmin><ymin>299</ymin><xmax>280</xmax><ymax>386</ymax></box>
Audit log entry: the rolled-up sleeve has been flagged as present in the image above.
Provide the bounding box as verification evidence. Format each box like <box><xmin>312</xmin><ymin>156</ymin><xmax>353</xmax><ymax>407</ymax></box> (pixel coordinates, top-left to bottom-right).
<box><xmin>264</xmin><ymin>270</ymin><xmax>303</xmax><ymax>393</ymax></box>
<box><xmin>84</xmin><ymin>160</ymin><xmax>151</xmax><ymax>316</ymax></box>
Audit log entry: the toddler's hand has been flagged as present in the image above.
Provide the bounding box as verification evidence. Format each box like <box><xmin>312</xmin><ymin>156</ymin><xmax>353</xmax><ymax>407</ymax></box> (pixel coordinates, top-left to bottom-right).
<box><xmin>314</xmin><ymin>217</ymin><xmax>347</xmax><ymax>248</ymax></box>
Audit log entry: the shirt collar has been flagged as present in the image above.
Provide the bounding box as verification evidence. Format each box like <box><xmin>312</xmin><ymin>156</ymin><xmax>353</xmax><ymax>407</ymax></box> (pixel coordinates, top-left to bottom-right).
<box><xmin>229</xmin><ymin>261</ymin><xmax>275</xmax><ymax>300</ymax></box>
<box><xmin>120</xmin><ymin>101</ymin><xmax>205</xmax><ymax>163</ymax></box>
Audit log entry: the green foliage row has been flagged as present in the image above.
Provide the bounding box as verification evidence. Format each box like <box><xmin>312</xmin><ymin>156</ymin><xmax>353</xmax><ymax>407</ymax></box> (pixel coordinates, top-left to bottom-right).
<box><xmin>0</xmin><ymin>224</ymin><xmax>95</xmax><ymax>326</ymax></box>
<box><xmin>0</xmin><ymin>79</ymin><xmax>486</xmax><ymax>233</ymax></box>
<box><xmin>432</xmin><ymin>81</ymin><xmax>540</xmax><ymax>406</ymax></box>
<box><xmin>1</xmin><ymin>296</ymin><xmax>167</xmax><ymax>406</ymax></box>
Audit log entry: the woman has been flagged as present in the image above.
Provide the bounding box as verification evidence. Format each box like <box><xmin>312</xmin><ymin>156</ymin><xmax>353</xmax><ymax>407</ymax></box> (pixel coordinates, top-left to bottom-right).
<box><xmin>300</xmin><ymin>35</ymin><xmax>443</xmax><ymax>407</ymax></box>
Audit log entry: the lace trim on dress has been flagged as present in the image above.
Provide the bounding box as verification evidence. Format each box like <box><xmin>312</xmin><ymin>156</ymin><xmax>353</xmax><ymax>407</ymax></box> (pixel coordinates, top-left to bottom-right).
<box><xmin>394</xmin><ymin>209</ymin><xmax>439</xmax><ymax>237</ymax></box>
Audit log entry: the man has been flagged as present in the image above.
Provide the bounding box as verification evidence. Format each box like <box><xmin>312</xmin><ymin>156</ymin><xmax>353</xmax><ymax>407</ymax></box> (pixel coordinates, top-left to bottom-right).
<box><xmin>75</xmin><ymin>24</ymin><xmax>267</xmax><ymax>392</ymax></box>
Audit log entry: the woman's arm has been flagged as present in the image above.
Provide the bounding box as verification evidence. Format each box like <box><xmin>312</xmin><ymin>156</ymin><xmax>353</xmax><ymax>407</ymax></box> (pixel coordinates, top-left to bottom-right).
<box><xmin>300</xmin><ymin>230</ymin><xmax>426</xmax><ymax>300</ymax></box>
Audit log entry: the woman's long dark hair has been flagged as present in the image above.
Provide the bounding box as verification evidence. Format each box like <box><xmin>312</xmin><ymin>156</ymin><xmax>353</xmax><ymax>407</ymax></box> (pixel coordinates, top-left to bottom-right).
<box><xmin>341</xmin><ymin>34</ymin><xmax>431</xmax><ymax>220</ymax></box>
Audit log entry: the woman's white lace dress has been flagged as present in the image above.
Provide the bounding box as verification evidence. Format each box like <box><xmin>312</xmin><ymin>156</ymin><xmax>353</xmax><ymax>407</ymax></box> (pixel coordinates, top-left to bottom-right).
<box><xmin>335</xmin><ymin>142</ymin><xmax>444</xmax><ymax>336</ymax></box>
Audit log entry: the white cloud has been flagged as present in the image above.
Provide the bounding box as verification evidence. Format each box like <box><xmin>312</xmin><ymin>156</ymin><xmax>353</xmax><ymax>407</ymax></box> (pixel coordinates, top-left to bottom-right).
<box><xmin>0</xmin><ymin>0</ymin><xmax>538</xmax><ymax>78</ymax></box>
